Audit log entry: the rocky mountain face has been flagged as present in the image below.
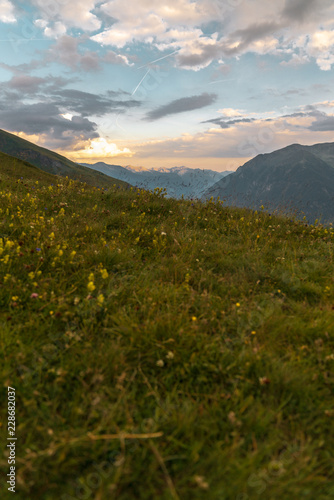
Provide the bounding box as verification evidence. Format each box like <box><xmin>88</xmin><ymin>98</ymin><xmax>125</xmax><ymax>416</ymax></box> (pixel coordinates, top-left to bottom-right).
<box><xmin>81</xmin><ymin>162</ymin><xmax>232</xmax><ymax>199</ymax></box>
<box><xmin>203</xmin><ymin>143</ymin><xmax>334</xmax><ymax>224</ymax></box>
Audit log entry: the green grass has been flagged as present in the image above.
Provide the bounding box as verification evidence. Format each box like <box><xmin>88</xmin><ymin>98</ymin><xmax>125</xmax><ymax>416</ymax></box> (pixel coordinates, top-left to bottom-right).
<box><xmin>0</xmin><ymin>158</ymin><xmax>334</xmax><ymax>499</ymax></box>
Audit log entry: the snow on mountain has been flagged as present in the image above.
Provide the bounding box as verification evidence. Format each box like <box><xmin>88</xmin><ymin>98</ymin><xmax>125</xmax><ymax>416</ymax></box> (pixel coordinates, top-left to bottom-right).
<box><xmin>80</xmin><ymin>162</ymin><xmax>233</xmax><ymax>199</ymax></box>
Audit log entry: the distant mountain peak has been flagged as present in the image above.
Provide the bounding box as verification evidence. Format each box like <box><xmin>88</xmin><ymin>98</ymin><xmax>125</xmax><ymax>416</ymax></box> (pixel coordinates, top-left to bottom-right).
<box><xmin>203</xmin><ymin>141</ymin><xmax>334</xmax><ymax>224</ymax></box>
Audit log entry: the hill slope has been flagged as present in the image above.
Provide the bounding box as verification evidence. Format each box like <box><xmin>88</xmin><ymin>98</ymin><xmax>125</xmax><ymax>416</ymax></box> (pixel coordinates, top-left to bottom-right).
<box><xmin>81</xmin><ymin>161</ymin><xmax>231</xmax><ymax>199</ymax></box>
<box><xmin>0</xmin><ymin>129</ymin><xmax>129</xmax><ymax>189</ymax></box>
<box><xmin>1</xmin><ymin>165</ymin><xmax>334</xmax><ymax>499</ymax></box>
<box><xmin>203</xmin><ymin>143</ymin><xmax>334</xmax><ymax>224</ymax></box>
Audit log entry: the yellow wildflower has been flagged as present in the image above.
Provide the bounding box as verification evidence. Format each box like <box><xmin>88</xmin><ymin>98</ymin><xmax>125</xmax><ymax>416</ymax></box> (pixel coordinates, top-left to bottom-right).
<box><xmin>97</xmin><ymin>294</ymin><xmax>104</xmax><ymax>305</ymax></box>
<box><xmin>101</xmin><ymin>269</ymin><xmax>108</xmax><ymax>279</ymax></box>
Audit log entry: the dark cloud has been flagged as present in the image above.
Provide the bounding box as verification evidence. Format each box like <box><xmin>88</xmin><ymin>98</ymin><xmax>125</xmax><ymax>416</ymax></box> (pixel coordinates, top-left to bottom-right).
<box><xmin>0</xmin><ymin>101</ymin><xmax>99</xmax><ymax>147</ymax></box>
<box><xmin>176</xmin><ymin>42</ymin><xmax>222</xmax><ymax>69</ymax></box>
<box><xmin>9</xmin><ymin>75</ymin><xmax>45</xmax><ymax>93</ymax></box>
<box><xmin>309</xmin><ymin>116</ymin><xmax>334</xmax><ymax>131</ymax></box>
<box><xmin>282</xmin><ymin>0</ymin><xmax>317</xmax><ymax>22</ymax></box>
<box><xmin>0</xmin><ymin>71</ymin><xmax>139</xmax><ymax>148</ymax></box>
<box><xmin>144</xmin><ymin>93</ymin><xmax>217</xmax><ymax>121</ymax></box>
<box><xmin>202</xmin><ymin>116</ymin><xmax>255</xmax><ymax>129</ymax></box>
<box><xmin>52</xmin><ymin>89</ymin><xmax>140</xmax><ymax>117</ymax></box>
<box><xmin>225</xmin><ymin>21</ymin><xmax>282</xmax><ymax>55</ymax></box>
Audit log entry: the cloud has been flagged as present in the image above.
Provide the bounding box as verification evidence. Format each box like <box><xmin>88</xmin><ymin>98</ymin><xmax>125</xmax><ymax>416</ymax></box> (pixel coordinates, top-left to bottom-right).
<box><xmin>103</xmin><ymin>50</ymin><xmax>132</xmax><ymax>66</ymax></box>
<box><xmin>281</xmin><ymin>0</ymin><xmax>317</xmax><ymax>22</ymax></box>
<box><xmin>218</xmin><ymin>108</ymin><xmax>245</xmax><ymax>118</ymax></box>
<box><xmin>11</xmin><ymin>0</ymin><xmax>333</xmax><ymax>72</ymax></box>
<box><xmin>133</xmin><ymin>104</ymin><xmax>334</xmax><ymax>164</ymax></box>
<box><xmin>202</xmin><ymin>117</ymin><xmax>255</xmax><ymax>129</ymax></box>
<box><xmin>46</xmin><ymin>35</ymin><xmax>132</xmax><ymax>71</ymax></box>
<box><xmin>280</xmin><ymin>53</ymin><xmax>310</xmax><ymax>66</ymax></box>
<box><xmin>0</xmin><ymin>0</ymin><xmax>16</xmax><ymax>23</ymax></box>
<box><xmin>68</xmin><ymin>137</ymin><xmax>133</xmax><ymax>160</ymax></box>
<box><xmin>0</xmin><ymin>71</ymin><xmax>140</xmax><ymax>149</ymax></box>
<box><xmin>309</xmin><ymin>115</ymin><xmax>334</xmax><ymax>131</ymax></box>
<box><xmin>31</xmin><ymin>0</ymin><xmax>101</xmax><ymax>32</ymax></box>
<box><xmin>0</xmin><ymin>100</ymin><xmax>99</xmax><ymax>148</ymax></box>
<box><xmin>8</xmin><ymin>75</ymin><xmax>45</xmax><ymax>93</ymax></box>
<box><xmin>52</xmin><ymin>89</ymin><xmax>141</xmax><ymax>117</ymax></box>
<box><xmin>306</xmin><ymin>30</ymin><xmax>334</xmax><ymax>70</ymax></box>
<box><xmin>281</xmin><ymin>0</ymin><xmax>333</xmax><ymax>23</ymax></box>
<box><xmin>144</xmin><ymin>92</ymin><xmax>217</xmax><ymax>121</ymax></box>
<box><xmin>47</xmin><ymin>35</ymin><xmax>100</xmax><ymax>71</ymax></box>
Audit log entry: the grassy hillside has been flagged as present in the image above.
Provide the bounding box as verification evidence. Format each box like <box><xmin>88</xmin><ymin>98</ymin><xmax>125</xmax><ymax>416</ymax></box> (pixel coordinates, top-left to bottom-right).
<box><xmin>0</xmin><ymin>129</ymin><xmax>129</xmax><ymax>189</ymax></box>
<box><xmin>0</xmin><ymin>158</ymin><xmax>334</xmax><ymax>499</ymax></box>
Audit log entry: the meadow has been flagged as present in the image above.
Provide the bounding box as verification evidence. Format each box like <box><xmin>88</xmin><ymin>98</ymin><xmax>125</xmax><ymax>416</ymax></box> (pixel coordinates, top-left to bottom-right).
<box><xmin>0</xmin><ymin>156</ymin><xmax>334</xmax><ymax>499</ymax></box>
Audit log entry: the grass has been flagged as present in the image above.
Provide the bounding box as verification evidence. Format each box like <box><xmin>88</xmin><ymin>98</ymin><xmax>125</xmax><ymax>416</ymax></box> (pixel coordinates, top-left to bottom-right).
<box><xmin>0</xmin><ymin>157</ymin><xmax>334</xmax><ymax>499</ymax></box>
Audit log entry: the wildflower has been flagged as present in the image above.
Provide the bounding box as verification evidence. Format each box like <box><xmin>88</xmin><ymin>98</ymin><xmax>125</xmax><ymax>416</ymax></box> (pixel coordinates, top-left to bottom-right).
<box><xmin>194</xmin><ymin>476</ymin><xmax>209</xmax><ymax>490</ymax></box>
<box><xmin>11</xmin><ymin>296</ymin><xmax>19</xmax><ymax>301</ymax></box>
<box><xmin>89</xmin><ymin>273</ymin><xmax>94</xmax><ymax>282</ymax></box>
<box><xmin>101</xmin><ymin>269</ymin><xmax>108</xmax><ymax>279</ymax></box>
<box><xmin>30</xmin><ymin>293</ymin><xmax>38</xmax><ymax>299</ymax></box>
<box><xmin>259</xmin><ymin>377</ymin><xmax>270</xmax><ymax>385</ymax></box>
<box><xmin>97</xmin><ymin>294</ymin><xmax>104</xmax><ymax>305</ymax></box>
<box><xmin>87</xmin><ymin>281</ymin><xmax>95</xmax><ymax>292</ymax></box>
<box><xmin>74</xmin><ymin>297</ymin><xmax>80</xmax><ymax>305</ymax></box>
<box><xmin>166</xmin><ymin>351</ymin><xmax>174</xmax><ymax>360</ymax></box>
<box><xmin>49</xmin><ymin>232</ymin><xmax>55</xmax><ymax>240</ymax></box>
<box><xmin>156</xmin><ymin>360</ymin><xmax>164</xmax><ymax>367</ymax></box>
<box><xmin>58</xmin><ymin>250</ymin><xmax>63</xmax><ymax>257</ymax></box>
<box><xmin>251</xmin><ymin>331</ymin><xmax>256</xmax><ymax>335</ymax></box>
<box><xmin>50</xmin><ymin>311</ymin><xmax>54</xmax><ymax>316</ymax></box>
<box><xmin>161</xmin><ymin>232</ymin><xmax>167</xmax><ymax>236</ymax></box>
<box><xmin>192</xmin><ymin>316</ymin><xmax>197</xmax><ymax>321</ymax></box>
<box><xmin>236</xmin><ymin>303</ymin><xmax>240</xmax><ymax>307</ymax></box>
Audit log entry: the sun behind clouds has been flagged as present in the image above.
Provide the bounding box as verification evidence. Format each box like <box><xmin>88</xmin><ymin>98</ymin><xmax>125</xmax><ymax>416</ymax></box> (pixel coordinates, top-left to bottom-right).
<box><xmin>65</xmin><ymin>138</ymin><xmax>133</xmax><ymax>161</ymax></box>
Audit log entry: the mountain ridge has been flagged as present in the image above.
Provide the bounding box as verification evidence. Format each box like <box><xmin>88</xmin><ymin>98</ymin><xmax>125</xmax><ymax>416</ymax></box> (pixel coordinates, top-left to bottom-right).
<box><xmin>203</xmin><ymin>142</ymin><xmax>334</xmax><ymax>224</ymax></box>
<box><xmin>0</xmin><ymin>129</ymin><xmax>129</xmax><ymax>189</ymax></box>
<box><xmin>81</xmin><ymin>161</ymin><xmax>232</xmax><ymax>199</ymax></box>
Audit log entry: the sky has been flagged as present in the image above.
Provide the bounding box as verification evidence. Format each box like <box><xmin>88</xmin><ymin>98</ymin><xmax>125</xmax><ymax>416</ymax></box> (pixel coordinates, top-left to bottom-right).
<box><xmin>1</xmin><ymin>1</ymin><xmax>334</xmax><ymax>171</ymax></box>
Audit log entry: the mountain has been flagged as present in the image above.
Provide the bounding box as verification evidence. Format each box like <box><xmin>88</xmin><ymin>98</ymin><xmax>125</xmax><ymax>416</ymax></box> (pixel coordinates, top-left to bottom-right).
<box><xmin>0</xmin><ymin>129</ymin><xmax>129</xmax><ymax>189</ymax></box>
<box><xmin>203</xmin><ymin>143</ymin><xmax>334</xmax><ymax>224</ymax></box>
<box><xmin>81</xmin><ymin>162</ymin><xmax>232</xmax><ymax>199</ymax></box>
<box><xmin>0</xmin><ymin>150</ymin><xmax>58</xmax><ymax>184</ymax></box>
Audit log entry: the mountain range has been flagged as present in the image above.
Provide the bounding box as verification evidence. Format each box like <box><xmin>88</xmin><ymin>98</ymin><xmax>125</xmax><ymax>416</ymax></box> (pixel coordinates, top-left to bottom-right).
<box><xmin>203</xmin><ymin>143</ymin><xmax>334</xmax><ymax>224</ymax></box>
<box><xmin>0</xmin><ymin>128</ymin><xmax>334</xmax><ymax>224</ymax></box>
<box><xmin>80</xmin><ymin>162</ymin><xmax>232</xmax><ymax>199</ymax></box>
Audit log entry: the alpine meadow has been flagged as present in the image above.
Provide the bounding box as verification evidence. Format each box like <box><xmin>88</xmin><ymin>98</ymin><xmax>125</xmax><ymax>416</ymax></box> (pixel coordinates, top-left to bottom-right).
<box><xmin>0</xmin><ymin>151</ymin><xmax>334</xmax><ymax>499</ymax></box>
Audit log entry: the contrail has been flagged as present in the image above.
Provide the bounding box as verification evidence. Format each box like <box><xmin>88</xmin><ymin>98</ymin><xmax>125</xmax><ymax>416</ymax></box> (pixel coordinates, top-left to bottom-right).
<box><xmin>131</xmin><ymin>68</ymin><xmax>151</xmax><ymax>96</ymax></box>
<box><xmin>208</xmin><ymin>79</ymin><xmax>236</xmax><ymax>84</ymax></box>
<box><xmin>137</xmin><ymin>50</ymin><xmax>179</xmax><ymax>69</ymax></box>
